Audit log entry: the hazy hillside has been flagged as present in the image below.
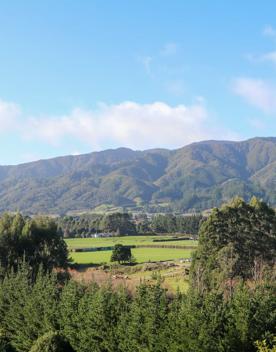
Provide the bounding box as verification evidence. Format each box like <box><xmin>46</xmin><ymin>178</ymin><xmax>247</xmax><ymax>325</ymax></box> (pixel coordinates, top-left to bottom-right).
<box><xmin>1</xmin><ymin>137</ymin><xmax>276</xmax><ymax>214</ymax></box>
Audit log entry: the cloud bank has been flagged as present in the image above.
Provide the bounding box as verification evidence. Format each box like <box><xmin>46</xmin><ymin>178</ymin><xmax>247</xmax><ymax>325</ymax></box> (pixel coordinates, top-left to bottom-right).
<box><xmin>25</xmin><ymin>101</ymin><xmax>223</xmax><ymax>149</ymax></box>
<box><xmin>0</xmin><ymin>100</ymin><xmax>236</xmax><ymax>154</ymax></box>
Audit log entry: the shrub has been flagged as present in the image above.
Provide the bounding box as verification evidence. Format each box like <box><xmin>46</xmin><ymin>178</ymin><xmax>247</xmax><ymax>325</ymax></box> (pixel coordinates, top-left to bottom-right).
<box><xmin>29</xmin><ymin>331</ymin><xmax>75</xmax><ymax>352</ymax></box>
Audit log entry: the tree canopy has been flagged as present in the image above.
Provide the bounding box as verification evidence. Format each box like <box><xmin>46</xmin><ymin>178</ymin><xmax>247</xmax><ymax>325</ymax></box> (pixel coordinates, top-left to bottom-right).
<box><xmin>0</xmin><ymin>265</ymin><xmax>274</xmax><ymax>352</ymax></box>
<box><xmin>30</xmin><ymin>331</ymin><xmax>75</xmax><ymax>352</ymax></box>
<box><xmin>0</xmin><ymin>213</ymin><xmax>69</xmax><ymax>274</ymax></box>
<box><xmin>190</xmin><ymin>197</ymin><xmax>276</xmax><ymax>294</ymax></box>
<box><xmin>111</xmin><ymin>244</ymin><xmax>132</xmax><ymax>264</ymax></box>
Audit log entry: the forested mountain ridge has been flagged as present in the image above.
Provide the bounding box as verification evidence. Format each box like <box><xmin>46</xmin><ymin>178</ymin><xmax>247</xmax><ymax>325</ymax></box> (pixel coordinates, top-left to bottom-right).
<box><xmin>1</xmin><ymin>137</ymin><xmax>276</xmax><ymax>214</ymax></box>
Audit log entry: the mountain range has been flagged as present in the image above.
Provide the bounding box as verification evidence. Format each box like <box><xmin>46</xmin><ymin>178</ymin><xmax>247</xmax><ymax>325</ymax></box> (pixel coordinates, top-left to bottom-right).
<box><xmin>1</xmin><ymin>137</ymin><xmax>276</xmax><ymax>214</ymax></box>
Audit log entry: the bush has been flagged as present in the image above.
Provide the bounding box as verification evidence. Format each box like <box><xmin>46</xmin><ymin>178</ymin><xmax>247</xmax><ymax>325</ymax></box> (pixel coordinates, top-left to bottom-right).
<box><xmin>30</xmin><ymin>331</ymin><xmax>75</xmax><ymax>352</ymax></box>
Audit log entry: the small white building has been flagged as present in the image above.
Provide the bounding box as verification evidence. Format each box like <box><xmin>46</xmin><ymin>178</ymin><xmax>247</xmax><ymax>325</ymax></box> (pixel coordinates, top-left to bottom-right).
<box><xmin>93</xmin><ymin>232</ymin><xmax>113</xmax><ymax>238</ymax></box>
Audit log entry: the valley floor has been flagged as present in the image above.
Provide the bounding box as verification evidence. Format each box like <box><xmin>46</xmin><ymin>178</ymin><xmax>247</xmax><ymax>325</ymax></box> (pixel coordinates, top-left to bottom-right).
<box><xmin>69</xmin><ymin>260</ymin><xmax>190</xmax><ymax>294</ymax></box>
<box><xmin>66</xmin><ymin>235</ymin><xmax>195</xmax><ymax>293</ymax></box>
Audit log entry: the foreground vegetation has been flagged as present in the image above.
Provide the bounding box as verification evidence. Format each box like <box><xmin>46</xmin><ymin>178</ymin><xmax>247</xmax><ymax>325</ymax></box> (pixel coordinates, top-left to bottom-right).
<box><xmin>0</xmin><ymin>197</ymin><xmax>275</xmax><ymax>351</ymax></box>
<box><xmin>0</xmin><ymin>266</ymin><xmax>275</xmax><ymax>352</ymax></box>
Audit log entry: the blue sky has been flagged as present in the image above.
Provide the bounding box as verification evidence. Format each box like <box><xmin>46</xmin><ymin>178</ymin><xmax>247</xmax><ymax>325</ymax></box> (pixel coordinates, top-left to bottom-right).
<box><xmin>1</xmin><ymin>1</ymin><xmax>276</xmax><ymax>165</ymax></box>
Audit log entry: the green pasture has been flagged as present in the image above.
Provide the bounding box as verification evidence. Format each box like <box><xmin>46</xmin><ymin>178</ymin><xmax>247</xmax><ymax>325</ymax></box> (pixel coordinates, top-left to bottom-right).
<box><xmin>70</xmin><ymin>247</ymin><xmax>193</xmax><ymax>264</ymax></box>
<box><xmin>66</xmin><ymin>236</ymin><xmax>197</xmax><ymax>249</ymax></box>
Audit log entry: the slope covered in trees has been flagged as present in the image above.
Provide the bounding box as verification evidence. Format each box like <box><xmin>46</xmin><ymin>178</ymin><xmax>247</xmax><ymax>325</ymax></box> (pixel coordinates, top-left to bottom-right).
<box><xmin>1</xmin><ymin>137</ymin><xmax>276</xmax><ymax>214</ymax></box>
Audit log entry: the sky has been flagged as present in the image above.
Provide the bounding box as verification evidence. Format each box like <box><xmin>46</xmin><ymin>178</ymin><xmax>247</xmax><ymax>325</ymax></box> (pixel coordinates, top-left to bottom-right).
<box><xmin>1</xmin><ymin>1</ymin><xmax>276</xmax><ymax>165</ymax></box>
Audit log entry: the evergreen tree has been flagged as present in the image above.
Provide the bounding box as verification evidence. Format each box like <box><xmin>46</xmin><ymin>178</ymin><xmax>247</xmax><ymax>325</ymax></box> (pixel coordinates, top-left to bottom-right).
<box><xmin>225</xmin><ymin>283</ymin><xmax>276</xmax><ymax>352</ymax></box>
<box><xmin>0</xmin><ymin>267</ymin><xmax>59</xmax><ymax>352</ymax></box>
<box><xmin>118</xmin><ymin>283</ymin><xmax>168</xmax><ymax>352</ymax></box>
<box><xmin>74</xmin><ymin>283</ymin><xmax>127</xmax><ymax>352</ymax></box>
<box><xmin>58</xmin><ymin>280</ymin><xmax>85</xmax><ymax>349</ymax></box>
<box><xmin>29</xmin><ymin>331</ymin><xmax>75</xmax><ymax>352</ymax></box>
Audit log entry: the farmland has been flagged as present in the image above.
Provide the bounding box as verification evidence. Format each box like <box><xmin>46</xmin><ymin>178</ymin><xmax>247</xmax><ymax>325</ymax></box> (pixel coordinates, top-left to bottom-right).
<box><xmin>66</xmin><ymin>235</ymin><xmax>197</xmax><ymax>292</ymax></box>
<box><xmin>66</xmin><ymin>235</ymin><xmax>197</xmax><ymax>250</ymax></box>
<box><xmin>70</xmin><ymin>247</ymin><xmax>193</xmax><ymax>264</ymax></box>
<box><xmin>66</xmin><ymin>235</ymin><xmax>197</xmax><ymax>265</ymax></box>
<box><xmin>67</xmin><ymin>235</ymin><xmax>196</xmax><ymax>292</ymax></box>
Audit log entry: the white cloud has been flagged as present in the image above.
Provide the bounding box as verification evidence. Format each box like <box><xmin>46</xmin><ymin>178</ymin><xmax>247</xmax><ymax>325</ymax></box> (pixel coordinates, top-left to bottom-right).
<box><xmin>233</xmin><ymin>77</ymin><xmax>276</xmax><ymax>113</ymax></box>
<box><xmin>0</xmin><ymin>98</ymin><xmax>238</xmax><ymax>155</ymax></box>
<box><xmin>263</xmin><ymin>25</ymin><xmax>276</xmax><ymax>38</ymax></box>
<box><xmin>23</xmin><ymin>101</ymin><xmax>235</xmax><ymax>150</ymax></box>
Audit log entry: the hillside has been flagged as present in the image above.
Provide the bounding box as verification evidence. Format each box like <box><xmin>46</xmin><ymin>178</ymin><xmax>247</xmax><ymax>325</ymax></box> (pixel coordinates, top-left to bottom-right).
<box><xmin>1</xmin><ymin>137</ymin><xmax>276</xmax><ymax>214</ymax></box>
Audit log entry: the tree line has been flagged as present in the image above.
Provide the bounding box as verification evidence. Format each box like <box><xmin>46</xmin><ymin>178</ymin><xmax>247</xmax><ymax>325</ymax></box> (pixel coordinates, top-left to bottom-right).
<box><xmin>57</xmin><ymin>212</ymin><xmax>203</xmax><ymax>238</ymax></box>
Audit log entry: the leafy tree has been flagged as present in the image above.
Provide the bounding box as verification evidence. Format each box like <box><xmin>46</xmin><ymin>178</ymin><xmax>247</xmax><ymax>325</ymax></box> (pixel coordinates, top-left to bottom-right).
<box><xmin>256</xmin><ymin>338</ymin><xmax>276</xmax><ymax>352</ymax></box>
<box><xmin>99</xmin><ymin>213</ymin><xmax>137</xmax><ymax>235</ymax></box>
<box><xmin>0</xmin><ymin>266</ymin><xmax>60</xmax><ymax>352</ymax></box>
<box><xmin>222</xmin><ymin>283</ymin><xmax>276</xmax><ymax>352</ymax></box>
<box><xmin>29</xmin><ymin>331</ymin><xmax>75</xmax><ymax>352</ymax></box>
<box><xmin>167</xmin><ymin>291</ymin><xmax>227</xmax><ymax>352</ymax></box>
<box><xmin>58</xmin><ymin>212</ymin><xmax>137</xmax><ymax>237</ymax></box>
<box><xmin>22</xmin><ymin>216</ymin><xmax>69</xmax><ymax>272</ymax></box>
<box><xmin>0</xmin><ymin>213</ymin><xmax>69</xmax><ymax>274</ymax></box>
<box><xmin>190</xmin><ymin>197</ymin><xmax>276</xmax><ymax>293</ymax></box>
<box><xmin>0</xmin><ymin>265</ymin><xmax>274</xmax><ymax>352</ymax></box>
<box><xmin>58</xmin><ymin>280</ymin><xmax>86</xmax><ymax>350</ymax></box>
<box><xmin>117</xmin><ymin>283</ymin><xmax>168</xmax><ymax>352</ymax></box>
<box><xmin>150</xmin><ymin>214</ymin><xmax>203</xmax><ymax>235</ymax></box>
<box><xmin>0</xmin><ymin>329</ymin><xmax>15</xmax><ymax>352</ymax></box>
<box><xmin>111</xmin><ymin>244</ymin><xmax>132</xmax><ymax>264</ymax></box>
<box><xmin>72</xmin><ymin>283</ymin><xmax>128</xmax><ymax>352</ymax></box>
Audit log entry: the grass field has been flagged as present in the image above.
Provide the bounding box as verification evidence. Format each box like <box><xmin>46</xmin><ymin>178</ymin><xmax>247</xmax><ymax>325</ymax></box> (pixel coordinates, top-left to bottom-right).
<box><xmin>68</xmin><ymin>236</ymin><xmax>194</xmax><ymax>293</ymax></box>
<box><xmin>66</xmin><ymin>236</ymin><xmax>197</xmax><ymax>249</ymax></box>
<box><xmin>70</xmin><ymin>247</ymin><xmax>193</xmax><ymax>264</ymax></box>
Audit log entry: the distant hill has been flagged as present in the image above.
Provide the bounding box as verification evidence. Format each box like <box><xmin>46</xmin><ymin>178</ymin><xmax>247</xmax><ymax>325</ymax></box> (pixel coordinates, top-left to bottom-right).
<box><xmin>1</xmin><ymin>137</ymin><xmax>276</xmax><ymax>214</ymax></box>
